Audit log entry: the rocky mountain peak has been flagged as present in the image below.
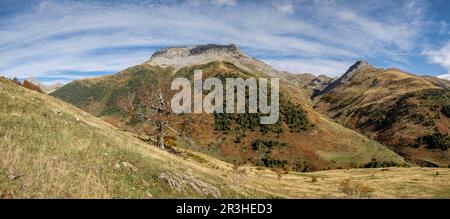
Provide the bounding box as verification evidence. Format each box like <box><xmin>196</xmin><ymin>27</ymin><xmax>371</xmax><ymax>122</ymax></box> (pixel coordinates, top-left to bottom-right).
<box><xmin>148</xmin><ymin>44</ymin><xmax>243</xmax><ymax>61</ymax></box>
<box><xmin>342</xmin><ymin>59</ymin><xmax>370</xmax><ymax>77</ymax></box>
<box><xmin>314</xmin><ymin>60</ymin><xmax>372</xmax><ymax>96</ymax></box>
<box><xmin>334</xmin><ymin>60</ymin><xmax>372</xmax><ymax>84</ymax></box>
<box><xmin>145</xmin><ymin>44</ymin><xmax>287</xmax><ymax>78</ymax></box>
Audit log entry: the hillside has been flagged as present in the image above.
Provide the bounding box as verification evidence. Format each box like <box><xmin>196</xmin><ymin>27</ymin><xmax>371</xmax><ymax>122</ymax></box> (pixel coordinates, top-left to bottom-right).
<box><xmin>285</xmin><ymin>73</ymin><xmax>334</xmax><ymax>97</ymax></box>
<box><xmin>422</xmin><ymin>75</ymin><xmax>450</xmax><ymax>89</ymax></box>
<box><xmin>51</xmin><ymin>45</ymin><xmax>406</xmax><ymax>172</ymax></box>
<box><xmin>1</xmin><ymin>77</ymin><xmax>449</xmax><ymax>198</ymax></box>
<box><xmin>314</xmin><ymin>61</ymin><xmax>450</xmax><ymax>167</ymax></box>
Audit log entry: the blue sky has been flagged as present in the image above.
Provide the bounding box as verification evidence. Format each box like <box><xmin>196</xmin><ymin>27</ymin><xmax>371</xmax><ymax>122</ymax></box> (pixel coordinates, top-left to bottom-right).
<box><xmin>0</xmin><ymin>0</ymin><xmax>450</xmax><ymax>84</ymax></box>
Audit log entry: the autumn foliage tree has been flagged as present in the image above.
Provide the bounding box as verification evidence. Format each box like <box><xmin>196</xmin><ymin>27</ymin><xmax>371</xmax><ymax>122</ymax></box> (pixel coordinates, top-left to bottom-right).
<box><xmin>10</xmin><ymin>78</ymin><xmax>43</xmax><ymax>93</ymax></box>
<box><xmin>22</xmin><ymin>80</ymin><xmax>43</xmax><ymax>93</ymax></box>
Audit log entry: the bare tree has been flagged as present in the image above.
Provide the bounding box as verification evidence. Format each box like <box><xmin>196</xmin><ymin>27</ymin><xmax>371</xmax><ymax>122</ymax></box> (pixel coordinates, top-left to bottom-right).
<box><xmin>117</xmin><ymin>91</ymin><xmax>179</xmax><ymax>150</ymax></box>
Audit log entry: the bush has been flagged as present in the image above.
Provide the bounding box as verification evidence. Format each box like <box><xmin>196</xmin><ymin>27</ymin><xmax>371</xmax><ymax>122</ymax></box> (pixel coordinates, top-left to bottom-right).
<box><xmin>320</xmin><ymin>93</ymin><xmax>336</xmax><ymax>103</ymax></box>
<box><xmin>261</xmin><ymin>158</ymin><xmax>288</xmax><ymax>168</ymax></box>
<box><xmin>417</xmin><ymin>133</ymin><xmax>450</xmax><ymax>151</ymax></box>
<box><xmin>251</xmin><ymin>139</ymin><xmax>289</xmax><ymax>152</ymax></box>
<box><xmin>249</xmin><ymin>139</ymin><xmax>291</xmax><ymax>170</ymax></box>
<box><xmin>339</xmin><ymin>178</ymin><xmax>375</xmax><ymax>199</ymax></box>
<box><xmin>442</xmin><ymin>105</ymin><xmax>450</xmax><ymax>118</ymax></box>
<box><xmin>214</xmin><ymin>112</ymin><xmax>233</xmax><ymax>131</ymax></box>
<box><xmin>363</xmin><ymin>159</ymin><xmax>401</xmax><ymax>168</ymax></box>
<box><xmin>281</xmin><ymin>101</ymin><xmax>309</xmax><ymax>132</ymax></box>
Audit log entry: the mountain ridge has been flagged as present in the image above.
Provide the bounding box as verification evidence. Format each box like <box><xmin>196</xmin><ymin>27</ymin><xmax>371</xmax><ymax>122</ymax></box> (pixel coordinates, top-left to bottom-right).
<box><xmin>314</xmin><ymin>61</ymin><xmax>450</xmax><ymax>167</ymax></box>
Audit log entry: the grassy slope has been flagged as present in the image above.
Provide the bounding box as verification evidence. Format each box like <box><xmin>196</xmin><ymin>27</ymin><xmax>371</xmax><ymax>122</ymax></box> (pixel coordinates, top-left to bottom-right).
<box><xmin>0</xmin><ymin>77</ymin><xmax>258</xmax><ymax>198</ymax></box>
<box><xmin>51</xmin><ymin>62</ymin><xmax>406</xmax><ymax>171</ymax></box>
<box><xmin>0</xmin><ymin>78</ymin><xmax>449</xmax><ymax>198</ymax></box>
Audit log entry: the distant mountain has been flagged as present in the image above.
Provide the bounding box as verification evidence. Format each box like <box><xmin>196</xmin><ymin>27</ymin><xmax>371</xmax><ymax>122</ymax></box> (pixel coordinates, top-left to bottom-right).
<box><xmin>51</xmin><ymin>44</ymin><xmax>405</xmax><ymax>171</ymax></box>
<box><xmin>24</xmin><ymin>76</ymin><xmax>63</xmax><ymax>93</ymax></box>
<box><xmin>286</xmin><ymin>73</ymin><xmax>333</xmax><ymax>96</ymax></box>
<box><xmin>314</xmin><ymin>61</ymin><xmax>450</xmax><ymax>167</ymax></box>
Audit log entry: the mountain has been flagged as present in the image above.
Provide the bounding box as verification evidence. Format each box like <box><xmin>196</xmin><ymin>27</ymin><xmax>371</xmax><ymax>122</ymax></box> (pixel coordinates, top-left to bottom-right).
<box><xmin>314</xmin><ymin>60</ymin><xmax>450</xmax><ymax>167</ymax></box>
<box><xmin>51</xmin><ymin>44</ymin><xmax>406</xmax><ymax>172</ymax></box>
<box><xmin>24</xmin><ymin>77</ymin><xmax>63</xmax><ymax>93</ymax></box>
<box><xmin>286</xmin><ymin>73</ymin><xmax>334</xmax><ymax>96</ymax></box>
<box><xmin>45</xmin><ymin>82</ymin><xmax>64</xmax><ymax>93</ymax></box>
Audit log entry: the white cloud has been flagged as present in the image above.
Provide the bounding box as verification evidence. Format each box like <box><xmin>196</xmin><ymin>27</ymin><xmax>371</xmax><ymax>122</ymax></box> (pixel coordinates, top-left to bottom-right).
<box><xmin>437</xmin><ymin>74</ymin><xmax>450</xmax><ymax>80</ymax></box>
<box><xmin>423</xmin><ymin>42</ymin><xmax>450</xmax><ymax>72</ymax></box>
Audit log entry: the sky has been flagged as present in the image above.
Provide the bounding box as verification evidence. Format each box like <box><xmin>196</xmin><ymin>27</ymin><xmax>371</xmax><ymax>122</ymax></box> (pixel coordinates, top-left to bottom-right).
<box><xmin>0</xmin><ymin>0</ymin><xmax>450</xmax><ymax>84</ymax></box>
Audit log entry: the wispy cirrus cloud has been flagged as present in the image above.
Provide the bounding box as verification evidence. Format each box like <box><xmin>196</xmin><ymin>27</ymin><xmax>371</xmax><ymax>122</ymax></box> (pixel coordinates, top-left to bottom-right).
<box><xmin>214</xmin><ymin>0</ymin><xmax>237</xmax><ymax>6</ymax></box>
<box><xmin>264</xmin><ymin>58</ymin><xmax>352</xmax><ymax>77</ymax></box>
<box><xmin>275</xmin><ymin>1</ymin><xmax>295</xmax><ymax>14</ymax></box>
<box><xmin>0</xmin><ymin>0</ymin><xmax>445</xmax><ymax>83</ymax></box>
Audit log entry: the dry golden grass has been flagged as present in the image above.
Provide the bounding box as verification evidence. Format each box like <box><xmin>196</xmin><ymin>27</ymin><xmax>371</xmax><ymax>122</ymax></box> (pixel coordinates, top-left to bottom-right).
<box><xmin>0</xmin><ymin>78</ymin><xmax>449</xmax><ymax>199</ymax></box>
<box><xmin>172</xmin><ymin>146</ymin><xmax>450</xmax><ymax>198</ymax></box>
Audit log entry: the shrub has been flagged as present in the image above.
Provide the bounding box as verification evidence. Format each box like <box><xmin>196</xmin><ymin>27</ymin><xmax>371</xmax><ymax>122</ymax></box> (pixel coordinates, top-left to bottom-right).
<box><xmin>417</xmin><ymin>133</ymin><xmax>450</xmax><ymax>151</ymax></box>
<box><xmin>261</xmin><ymin>158</ymin><xmax>289</xmax><ymax>168</ymax></box>
<box><xmin>339</xmin><ymin>178</ymin><xmax>375</xmax><ymax>199</ymax></box>
<box><xmin>363</xmin><ymin>159</ymin><xmax>402</xmax><ymax>168</ymax></box>
<box><xmin>442</xmin><ymin>105</ymin><xmax>450</xmax><ymax>118</ymax></box>
<box><xmin>251</xmin><ymin>139</ymin><xmax>289</xmax><ymax>152</ymax></box>
<box><xmin>214</xmin><ymin>112</ymin><xmax>233</xmax><ymax>131</ymax></box>
<box><xmin>281</xmin><ymin>101</ymin><xmax>309</xmax><ymax>132</ymax></box>
<box><xmin>320</xmin><ymin>93</ymin><xmax>336</xmax><ymax>103</ymax></box>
